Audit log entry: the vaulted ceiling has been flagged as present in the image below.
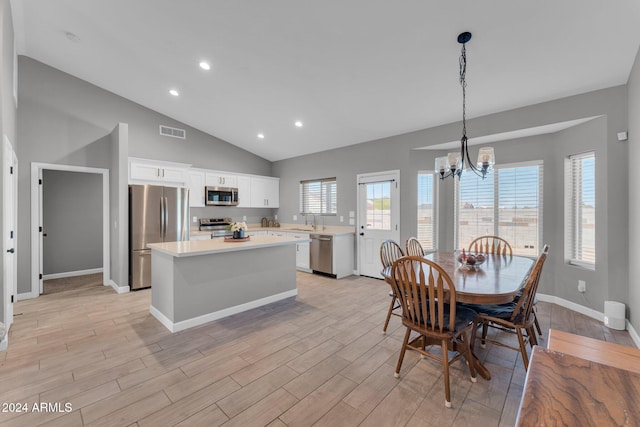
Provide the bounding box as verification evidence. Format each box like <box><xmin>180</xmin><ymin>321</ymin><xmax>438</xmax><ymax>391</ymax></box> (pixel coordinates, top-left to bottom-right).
<box><xmin>11</xmin><ymin>0</ymin><xmax>640</xmax><ymax>161</ymax></box>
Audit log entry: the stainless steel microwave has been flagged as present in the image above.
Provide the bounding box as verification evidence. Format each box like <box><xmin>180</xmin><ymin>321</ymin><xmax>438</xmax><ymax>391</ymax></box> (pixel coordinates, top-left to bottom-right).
<box><xmin>205</xmin><ymin>186</ymin><xmax>238</xmax><ymax>206</ymax></box>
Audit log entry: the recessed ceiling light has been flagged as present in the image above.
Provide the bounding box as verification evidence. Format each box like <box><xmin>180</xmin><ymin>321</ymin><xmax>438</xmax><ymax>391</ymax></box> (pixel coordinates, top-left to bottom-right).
<box><xmin>295</xmin><ymin>121</ymin><xmax>303</xmax><ymax>128</ymax></box>
<box><xmin>257</xmin><ymin>133</ymin><xmax>265</xmax><ymax>139</ymax></box>
<box><xmin>169</xmin><ymin>89</ymin><xmax>179</xmax><ymax>97</ymax></box>
<box><xmin>199</xmin><ymin>61</ymin><xmax>211</xmax><ymax>71</ymax></box>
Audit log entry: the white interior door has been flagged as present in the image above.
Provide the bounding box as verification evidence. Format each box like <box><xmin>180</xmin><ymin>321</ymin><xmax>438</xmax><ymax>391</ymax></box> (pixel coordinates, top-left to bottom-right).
<box><xmin>357</xmin><ymin>170</ymin><xmax>400</xmax><ymax>278</ymax></box>
<box><xmin>3</xmin><ymin>136</ymin><xmax>17</xmax><ymax>331</ymax></box>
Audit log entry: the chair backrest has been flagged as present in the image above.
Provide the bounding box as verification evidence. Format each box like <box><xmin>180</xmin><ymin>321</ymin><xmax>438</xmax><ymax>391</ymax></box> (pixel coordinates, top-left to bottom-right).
<box><xmin>468</xmin><ymin>235</ymin><xmax>513</xmax><ymax>256</ymax></box>
<box><xmin>380</xmin><ymin>240</ymin><xmax>404</xmax><ymax>268</ymax></box>
<box><xmin>405</xmin><ymin>237</ymin><xmax>425</xmax><ymax>257</ymax></box>
<box><xmin>511</xmin><ymin>244</ymin><xmax>549</xmax><ymax>323</ymax></box>
<box><xmin>390</xmin><ymin>256</ymin><xmax>458</xmax><ymax>334</ymax></box>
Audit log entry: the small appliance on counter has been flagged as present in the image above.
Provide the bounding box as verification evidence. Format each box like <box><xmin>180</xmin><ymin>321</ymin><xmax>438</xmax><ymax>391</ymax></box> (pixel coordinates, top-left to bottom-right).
<box><xmin>199</xmin><ymin>217</ymin><xmax>234</xmax><ymax>237</ymax></box>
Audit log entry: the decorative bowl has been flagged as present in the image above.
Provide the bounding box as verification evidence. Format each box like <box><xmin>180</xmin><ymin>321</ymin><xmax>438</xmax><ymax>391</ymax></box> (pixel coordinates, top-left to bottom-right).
<box><xmin>456</xmin><ymin>252</ymin><xmax>486</xmax><ymax>269</ymax></box>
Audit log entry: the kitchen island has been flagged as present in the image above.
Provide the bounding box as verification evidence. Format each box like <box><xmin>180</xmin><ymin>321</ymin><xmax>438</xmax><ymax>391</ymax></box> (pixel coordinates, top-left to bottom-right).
<box><xmin>147</xmin><ymin>234</ymin><xmax>306</xmax><ymax>332</ymax></box>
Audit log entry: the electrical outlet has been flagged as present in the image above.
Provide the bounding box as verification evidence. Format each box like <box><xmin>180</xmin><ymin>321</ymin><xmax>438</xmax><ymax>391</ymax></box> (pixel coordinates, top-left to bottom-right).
<box><xmin>349</xmin><ymin>211</ymin><xmax>355</xmax><ymax>218</ymax></box>
<box><xmin>578</xmin><ymin>280</ymin><xmax>586</xmax><ymax>293</ymax></box>
<box><xmin>275</xmin><ymin>214</ymin><xmax>278</xmax><ymax>220</ymax></box>
<box><xmin>340</xmin><ymin>215</ymin><xmax>344</xmax><ymax>222</ymax></box>
<box><xmin>293</xmin><ymin>215</ymin><xmax>297</xmax><ymax>221</ymax></box>
<box><xmin>242</xmin><ymin>216</ymin><xmax>246</xmax><ymax>221</ymax></box>
<box><xmin>349</xmin><ymin>218</ymin><xmax>355</xmax><ymax>225</ymax></box>
<box><xmin>192</xmin><ymin>216</ymin><xmax>197</xmax><ymax>223</ymax></box>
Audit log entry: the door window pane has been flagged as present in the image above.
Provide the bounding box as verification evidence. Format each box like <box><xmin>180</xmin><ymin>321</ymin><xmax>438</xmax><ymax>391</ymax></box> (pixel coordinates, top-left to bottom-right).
<box><xmin>366</xmin><ymin>182</ymin><xmax>391</xmax><ymax>230</ymax></box>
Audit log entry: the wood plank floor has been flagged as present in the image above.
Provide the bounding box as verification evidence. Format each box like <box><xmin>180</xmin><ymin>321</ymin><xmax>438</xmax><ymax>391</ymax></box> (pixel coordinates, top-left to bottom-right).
<box><xmin>1</xmin><ymin>272</ymin><xmax>635</xmax><ymax>427</ymax></box>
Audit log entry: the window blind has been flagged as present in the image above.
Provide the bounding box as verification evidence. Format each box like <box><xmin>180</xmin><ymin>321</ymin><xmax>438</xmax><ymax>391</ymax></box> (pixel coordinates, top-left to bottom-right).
<box><xmin>566</xmin><ymin>152</ymin><xmax>595</xmax><ymax>266</ymax></box>
<box><xmin>455</xmin><ymin>161</ymin><xmax>543</xmax><ymax>257</ymax></box>
<box><xmin>300</xmin><ymin>178</ymin><xmax>337</xmax><ymax>215</ymax></box>
<box><xmin>417</xmin><ymin>172</ymin><xmax>436</xmax><ymax>250</ymax></box>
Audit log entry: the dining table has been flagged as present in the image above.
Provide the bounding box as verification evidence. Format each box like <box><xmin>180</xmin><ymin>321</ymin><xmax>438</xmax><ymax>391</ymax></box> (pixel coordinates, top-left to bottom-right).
<box><xmin>380</xmin><ymin>251</ymin><xmax>535</xmax><ymax>379</ymax></box>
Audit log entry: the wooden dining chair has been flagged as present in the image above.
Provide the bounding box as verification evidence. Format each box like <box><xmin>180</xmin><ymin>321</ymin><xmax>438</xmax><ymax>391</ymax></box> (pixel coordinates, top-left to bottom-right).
<box><xmin>468</xmin><ymin>235</ymin><xmax>543</xmax><ymax>336</ymax></box>
<box><xmin>405</xmin><ymin>237</ymin><xmax>425</xmax><ymax>257</ymax></box>
<box><xmin>380</xmin><ymin>240</ymin><xmax>404</xmax><ymax>334</ymax></box>
<box><xmin>470</xmin><ymin>244</ymin><xmax>549</xmax><ymax>371</ymax></box>
<box><xmin>390</xmin><ymin>256</ymin><xmax>478</xmax><ymax>408</ymax></box>
<box><xmin>468</xmin><ymin>235</ymin><xmax>513</xmax><ymax>256</ymax></box>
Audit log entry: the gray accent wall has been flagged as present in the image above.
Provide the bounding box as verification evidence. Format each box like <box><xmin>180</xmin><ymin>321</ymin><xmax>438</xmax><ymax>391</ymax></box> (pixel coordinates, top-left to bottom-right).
<box><xmin>628</xmin><ymin>45</ymin><xmax>640</xmax><ymax>333</ymax></box>
<box><xmin>42</xmin><ymin>170</ymin><xmax>102</xmax><ymax>275</ymax></box>
<box><xmin>16</xmin><ymin>57</ymin><xmax>274</xmax><ymax>295</ymax></box>
<box><xmin>273</xmin><ymin>86</ymin><xmax>629</xmax><ymax>315</ymax></box>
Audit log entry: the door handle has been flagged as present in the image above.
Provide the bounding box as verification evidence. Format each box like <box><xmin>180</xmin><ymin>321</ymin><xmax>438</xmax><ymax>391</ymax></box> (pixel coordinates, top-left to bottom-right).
<box><xmin>7</xmin><ymin>248</ymin><xmax>14</xmax><ymax>253</ymax></box>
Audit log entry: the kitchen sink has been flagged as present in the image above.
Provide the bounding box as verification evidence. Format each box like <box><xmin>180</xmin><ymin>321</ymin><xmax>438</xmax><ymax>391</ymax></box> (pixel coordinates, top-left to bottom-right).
<box><xmin>285</xmin><ymin>227</ymin><xmax>315</xmax><ymax>232</ymax></box>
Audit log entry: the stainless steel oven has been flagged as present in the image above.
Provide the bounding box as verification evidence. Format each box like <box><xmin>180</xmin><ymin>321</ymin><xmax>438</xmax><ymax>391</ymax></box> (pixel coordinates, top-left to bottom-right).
<box><xmin>205</xmin><ymin>186</ymin><xmax>238</xmax><ymax>206</ymax></box>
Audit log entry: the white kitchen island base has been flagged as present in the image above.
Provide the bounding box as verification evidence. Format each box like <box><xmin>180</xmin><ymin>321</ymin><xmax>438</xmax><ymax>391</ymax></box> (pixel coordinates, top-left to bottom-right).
<box><xmin>148</xmin><ymin>236</ymin><xmax>301</xmax><ymax>332</ymax></box>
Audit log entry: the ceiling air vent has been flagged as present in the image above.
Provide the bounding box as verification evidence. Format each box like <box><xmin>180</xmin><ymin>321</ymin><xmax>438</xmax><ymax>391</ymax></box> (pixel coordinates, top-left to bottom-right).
<box><xmin>159</xmin><ymin>125</ymin><xmax>186</xmax><ymax>139</ymax></box>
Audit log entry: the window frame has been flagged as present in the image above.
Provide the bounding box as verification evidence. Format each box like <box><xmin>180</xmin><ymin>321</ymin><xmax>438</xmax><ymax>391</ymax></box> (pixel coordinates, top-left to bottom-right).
<box><xmin>299</xmin><ymin>177</ymin><xmax>337</xmax><ymax>216</ymax></box>
<box><xmin>454</xmin><ymin>160</ymin><xmax>543</xmax><ymax>257</ymax></box>
<box><xmin>565</xmin><ymin>152</ymin><xmax>596</xmax><ymax>270</ymax></box>
<box><xmin>417</xmin><ymin>170</ymin><xmax>438</xmax><ymax>252</ymax></box>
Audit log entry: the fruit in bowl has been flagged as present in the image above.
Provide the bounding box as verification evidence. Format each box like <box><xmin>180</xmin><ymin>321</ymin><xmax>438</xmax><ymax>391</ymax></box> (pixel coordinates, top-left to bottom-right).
<box><xmin>456</xmin><ymin>250</ymin><xmax>485</xmax><ymax>269</ymax></box>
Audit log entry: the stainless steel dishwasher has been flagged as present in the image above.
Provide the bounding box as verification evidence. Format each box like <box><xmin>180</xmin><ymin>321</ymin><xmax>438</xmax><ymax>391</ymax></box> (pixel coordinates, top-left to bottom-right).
<box><xmin>310</xmin><ymin>234</ymin><xmax>333</xmax><ymax>276</ymax></box>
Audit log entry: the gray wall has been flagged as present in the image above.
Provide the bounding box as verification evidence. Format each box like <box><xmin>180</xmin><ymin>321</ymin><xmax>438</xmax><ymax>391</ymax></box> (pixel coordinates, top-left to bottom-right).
<box><xmin>273</xmin><ymin>85</ymin><xmax>629</xmax><ymax>314</ymax></box>
<box><xmin>42</xmin><ymin>170</ymin><xmax>102</xmax><ymax>275</ymax></box>
<box><xmin>16</xmin><ymin>57</ymin><xmax>273</xmax><ymax>295</ymax></box>
<box><xmin>0</xmin><ymin>0</ymin><xmax>17</xmax><ymax>327</ymax></box>
<box><xmin>110</xmin><ymin>123</ymin><xmax>129</xmax><ymax>289</ymax></box>
<box><xmin>628</xmin><ymin>46</ymin><xmax>640</xmax><ymax>332</ymax></box>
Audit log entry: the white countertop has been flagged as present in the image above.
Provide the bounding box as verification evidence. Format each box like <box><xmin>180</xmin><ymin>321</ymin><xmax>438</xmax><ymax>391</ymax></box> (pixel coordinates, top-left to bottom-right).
<box><xmin>190</xmin><ymin>224</ymin><xmax>355</xmax><ymax>238</ymax></box>
<box><xmin>149</xmin><ymin>234</ymin><xmax>306</xmax><ymax>257</ymax></box>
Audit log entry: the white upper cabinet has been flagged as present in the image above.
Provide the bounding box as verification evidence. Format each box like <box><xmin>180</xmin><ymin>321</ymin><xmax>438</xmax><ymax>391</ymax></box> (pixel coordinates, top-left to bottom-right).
<box><xmin>250</xmin><ymin>176</ymin><xmax>279</xmax><ymax>208</ymax></box>
<box><xmin>205</xmin><ymin>172</ymin><xmax>237</xmax><ymax>188</ymax></box>
<box><xmin>129</xmin><ymin>158</ymin><xmax>190</xmax><ymax>186</ymax></box>
<box><xmin>236</xmin><ymin>175</ymin><xmax>252</xmax><ymax>208</ymax></box>
<box><xmin>187</xmin><ymin>169</ymin><xmax>206</xmax><ymax>207</ymax></box>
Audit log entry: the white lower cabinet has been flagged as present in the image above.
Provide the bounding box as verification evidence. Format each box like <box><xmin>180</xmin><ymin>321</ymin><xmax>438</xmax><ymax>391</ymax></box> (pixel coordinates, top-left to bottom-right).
<box><xmin>268</xmin><ymin>231</ymin><xmax>310</xmax><ymax>271</ymax></box>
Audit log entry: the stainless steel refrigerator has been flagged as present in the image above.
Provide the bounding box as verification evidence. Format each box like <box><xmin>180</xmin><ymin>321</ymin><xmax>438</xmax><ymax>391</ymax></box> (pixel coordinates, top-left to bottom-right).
<box><xmin>129</xmin><ymin>184</ymin><xmax>189</xmax><ymax>290</ymax></box>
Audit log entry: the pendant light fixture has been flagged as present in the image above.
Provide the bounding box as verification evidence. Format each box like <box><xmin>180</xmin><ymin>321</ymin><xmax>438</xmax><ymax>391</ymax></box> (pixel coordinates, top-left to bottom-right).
<box><xmin>435</xmin><ymin>32</ymin><xmax>494</xmax><ymax>180</ymax></box>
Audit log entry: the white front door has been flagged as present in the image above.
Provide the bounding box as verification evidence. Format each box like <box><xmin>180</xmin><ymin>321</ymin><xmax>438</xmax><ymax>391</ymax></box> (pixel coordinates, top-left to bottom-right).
<box><xmin>357</xmin><ymin>170</ymin><xmax>400</xmax><ymax>278</ymax></box>
<box><xmin>3</xmin><ymin>136</ymin><xmax>17</xmax><ymax>332</ymax></box>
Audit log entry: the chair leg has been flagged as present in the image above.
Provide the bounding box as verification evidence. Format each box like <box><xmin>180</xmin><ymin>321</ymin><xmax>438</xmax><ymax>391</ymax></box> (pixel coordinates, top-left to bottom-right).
<box><xmin>382</xmin><ymin>296</ymin><xmax>396</xmax><ymax>334</ymax></box>
<box><xmin>461</xmin><ymin>331</ymin><xmax>477</xmax><ymax>383</ymax></box>
<box><xmin>441</xmin><ymin>340</ymin><xmax>452</xmax><ymax>408</ymax></box>
<box><xmin>480</xmin><ymin>319</ymin><xmax>489</xmax><ymax>348</ymax></box>
<box><xmin>533</xmin><ymin>310</ymin><xmax>543</xmax><ymax>337</ymax></box>
<box><xmin>527</xmin><ymin>326</ymin><xmax>538</xmax><ymax>348</ymax></box>
<box><xmin>516</xmin><ymin>328</ymin><xmax>529</xmax><ymax>371</ymax></box>
<box><xmin>394</xmin><ymin>328</ymin><xmax>411</xmax><ymax>378</ymax></box>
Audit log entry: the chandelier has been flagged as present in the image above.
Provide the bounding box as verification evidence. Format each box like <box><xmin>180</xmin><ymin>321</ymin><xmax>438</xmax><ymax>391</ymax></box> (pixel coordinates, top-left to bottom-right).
<box><xmin>436</xmin><ymin>32</ymin><xmax>494</xmax><ymax>180</ymax></box>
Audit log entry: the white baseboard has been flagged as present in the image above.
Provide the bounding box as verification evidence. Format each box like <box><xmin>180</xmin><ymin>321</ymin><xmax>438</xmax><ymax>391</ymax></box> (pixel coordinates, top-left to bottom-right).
<box><xmin>150</xmin><ymin>289</ymin><xmax>298</xmax><ymax>333</ymax></box>
<box><xmin>43</xmin><ymin>268</ymin><xmax>103</xmax><ymax>281</ymax></box>
<box><xmin>109</xmin><ymin>280</ymin><xmax>130</xmax><ymax>294</ymax></box>
<box><xmin>628</xmin><ymin>322</ymin><xmax>640</xmax><ymax>348</ymax></box>
<box><xmin>17</xmin><ymin>291</ymin><xmax>38</xmax><ymax>301</ymax></box>
<box><xmin>538</xmin><ymin>293</ymin><xmax>639</xmax><ymax>348</ymax></box>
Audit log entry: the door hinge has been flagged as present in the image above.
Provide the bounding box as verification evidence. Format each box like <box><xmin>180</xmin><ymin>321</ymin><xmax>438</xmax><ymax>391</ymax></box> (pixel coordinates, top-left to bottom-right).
<box><xmin>10</xmin><ymin>230</ymin><xmax>13</xmax><ymax>239</ymax></box>
<box><xmin>39</xmin><ymin>179</ymin><xmax>42</xmax><ymax>185</ymax></box>
<box><xmin>39</xmin><ymin>226</ymin><xmax>43</xmax><ymax>232</ymax></box>
<box><xmin>39</xmin><ymin>273</ymin><xmax>43</xmax><ymax>280</ymax></box>
<box><xmin>11</xmin><ymin>295</ymin><xmax>14</xmax><ymax>303</ymax></box>
<box><xmin>10</xmin><ymin>166</ymin><xmax>13</xmax><ymax>174</ymax></box>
